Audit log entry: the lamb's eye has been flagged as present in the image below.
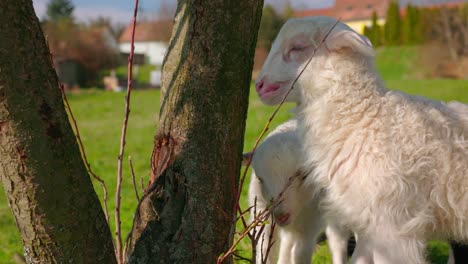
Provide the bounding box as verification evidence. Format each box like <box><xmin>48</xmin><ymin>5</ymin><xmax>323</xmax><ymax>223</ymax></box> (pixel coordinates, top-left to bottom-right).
<box><xmin>283</xmin><ymin>43</ymin><xmax>309</xmax><ymax>62</ymax></box>
<box><xmin>291</xmin><ymin>44</ymin><xmax>305</xmax><ymax>52</ymax></box>
<box><xmin>257</xmin><ymin>176</ymin><xmax>264</xmax><ymax>184</ymax></box>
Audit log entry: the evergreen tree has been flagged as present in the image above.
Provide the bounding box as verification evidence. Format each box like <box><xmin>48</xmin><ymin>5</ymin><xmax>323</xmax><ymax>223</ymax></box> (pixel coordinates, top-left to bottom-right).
<box><xmin>46</xmin><ymin>0</ymin><xmax>74</xmax><ymax>22</ymax></box>
<box><xmin>363</xmin><ymin>25</ymin><xmax>371</xmax><ymax>42</ymax></box>
<box><xmin>402</xmin><ymin>5</ymin><xmax>422</xmax><ymax>44</ymax></box>
<box><xmin>371</xmin><ymin>11</ymin><xmax>382</xmax><ymax>46</ymax></box>
<box><xmin>384</xmin><ymin>1</ymin><xmax>401</xmax><ymax>45</ymax></box>
<box><xmin>282</xmin><ymin>0</ymin><xmax>294</xmax><ymax>20</ymax></box>
<box><xmin>364</xmin><ymin>11</ymin><xmax>382</xmax><ymax>47</ymax></box>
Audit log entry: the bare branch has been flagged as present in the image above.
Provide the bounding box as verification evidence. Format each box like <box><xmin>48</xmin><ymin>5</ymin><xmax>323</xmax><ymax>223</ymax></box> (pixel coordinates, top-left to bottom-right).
<box><xmin>128</xmin><ymin>156</ymin><xmax>140</xmax><ymax>201</ymax></box>
<box><xmin>140</xmin><ymin>173</ymin><xmax>145</xmax><ymax>192</ymax></box>
<box><xmin>233</xmin><ymin>252</ymin><xmax>253</xmax><ymax>263</ymax></box>
<box><xmin>262</xmin><ymin>223</ymin><xmax>276</xmax><ymax>264</ymax></box>
<box><xmin>115</xmin><ymin>0</ymin><xmax>139</xmax><ymax>263</ymax></box>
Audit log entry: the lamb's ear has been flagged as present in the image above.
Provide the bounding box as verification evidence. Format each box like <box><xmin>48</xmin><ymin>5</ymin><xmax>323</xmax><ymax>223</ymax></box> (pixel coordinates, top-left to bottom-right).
<box><xmin>242</xmin><ymin>152</ymin><xmax>253</xmax><ymax>166</ymax></box>
<box><xmin>325</xmin><ymin>30</ymin><xmax>375</xmax><ymax>57</ymax></box>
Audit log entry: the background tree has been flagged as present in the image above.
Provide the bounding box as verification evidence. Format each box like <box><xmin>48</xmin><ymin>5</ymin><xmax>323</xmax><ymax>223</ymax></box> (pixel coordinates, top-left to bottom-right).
<box><xmin>384</xmin><ymin>1</ymin><xmax>402</xmax><ymax>45</ymax></box>
<box><xmin>364</xmin><ymin>11</ymin><xmax>382</xmax><ymax>47</ymax></box>
<box><xmin>282</xmin><ymin>0</ymin><xmax>295</xmax><ymax>20</ymax></box>
<box><xmin>156</xmin><ymin>0</ymin><xmax>177</xmax><ymax>21</ymax></box>
<box><xmin>402</xmin><ymin>4</ymin><xmax>422</xmax><ymax>45</ymax></box>
<box><xmin>422</xmin><ymin>3</ymin><xmax>468</xmax><ymax>61</ymax></box>
<box><xmin>87</xmin><ymin>16</ymin><xmax>126</xmax><ymax>39</ymax></box>
<box><xmin>46</xmin><ymin>0</ymin><xmax>74</xmax><ymax>22</ymax></box>
<box><xmin>125</xmin><ymin>0</ymin><xmax>264</xmax><ymax>263</ymax></box>
<box><xmin>0</xmin><ymin>1</ymin><xmax>115</xmax><ymax>263</ymax></box>
<box><xmin>42</xmin><ymin>20</ymin><xmax>119</xmax><ymax>87</ymax></box>
<box><xmin>257</xmin><ymin>5</ymin><xmax>284</xmax><ymax>50</ymax></box>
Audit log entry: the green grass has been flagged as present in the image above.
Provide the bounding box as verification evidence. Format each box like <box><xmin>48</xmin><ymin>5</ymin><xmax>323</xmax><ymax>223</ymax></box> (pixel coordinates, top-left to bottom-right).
<box><xmin>0</xmin><ymin>47</ymin><xmax>467</xmax><ymax>263</ymax></box>
<box><xmin>375</xmin><ymin>46</ymin><xmax>419</xmax><ymax>80</ymax></box>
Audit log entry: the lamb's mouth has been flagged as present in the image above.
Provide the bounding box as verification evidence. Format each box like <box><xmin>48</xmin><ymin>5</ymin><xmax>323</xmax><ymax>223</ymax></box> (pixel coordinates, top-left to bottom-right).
<box><xmin>258</xmin><ymin>83</ymin><xmax>281</xmax><ymax>98</ymax></box>
<box><xmin>275</xmin><ymin>213</ymin><xmax>291</xmax><ymax>226</ymax></box>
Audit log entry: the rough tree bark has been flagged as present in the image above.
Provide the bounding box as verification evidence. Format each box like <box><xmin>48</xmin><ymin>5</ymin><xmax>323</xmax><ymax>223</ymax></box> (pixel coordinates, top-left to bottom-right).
<box><xmin>125</xmin><ymin>0</ymin><xmax>263</xmax><ymax>263</ymax></box>
<box><xmin>0</xmin><ymin>1</ymin><xmax>116</xmax><ymax>263</ymax></box>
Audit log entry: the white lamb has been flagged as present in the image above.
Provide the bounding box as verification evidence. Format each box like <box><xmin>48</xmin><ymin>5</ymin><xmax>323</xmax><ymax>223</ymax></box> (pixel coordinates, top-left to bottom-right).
<box><xmin>246</xmin><ymin>119</ymin><xmax>350</xmax><ymax>264</ymax></box>
<box><xmin>255</xmin><ymin>16</ymin><xmax>468</xmax><ymax>264</ymax></box>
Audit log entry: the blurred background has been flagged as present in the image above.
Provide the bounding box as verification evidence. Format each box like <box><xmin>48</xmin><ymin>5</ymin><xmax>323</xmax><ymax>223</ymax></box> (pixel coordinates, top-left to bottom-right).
<box><xmin>32</xmin><ymin>0</ymin><xmax>468</xmax><ymax>90</ymax></box>
<box><xmin>0</xmin><ymin>1</ymin><xmax>466</xmax><ymax>263</ymax></box>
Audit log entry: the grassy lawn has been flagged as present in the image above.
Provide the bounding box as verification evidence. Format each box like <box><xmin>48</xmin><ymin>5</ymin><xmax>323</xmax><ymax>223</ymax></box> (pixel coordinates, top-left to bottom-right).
<box><xmin>0</xmin><ymin>47</ymin><xmax>467</xmax><ymax>263</ymax></box>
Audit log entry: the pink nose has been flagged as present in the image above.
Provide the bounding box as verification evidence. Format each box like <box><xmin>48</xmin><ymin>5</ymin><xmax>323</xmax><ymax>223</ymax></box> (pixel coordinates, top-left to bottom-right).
<box><xmin>275</xmin><ymin>212</ymin><xmax>290</xmax><ymax>225</ymax></box>
<box><xmin>255</xmin><ymin>80</ymin><xmax>264</xmax><ymax>93</ymax></box>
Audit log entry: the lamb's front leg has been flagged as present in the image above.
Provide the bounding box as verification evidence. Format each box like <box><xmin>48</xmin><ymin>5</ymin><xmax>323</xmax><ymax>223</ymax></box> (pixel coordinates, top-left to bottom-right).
<box><xmin>276</xmin><ymin>221</ymin><xmax>322</xmax><ymax>264</ymax></box>
<box><xmin>290</xmin><ymin>230</ymin><xmax>318</xmax><ymax>264</ymax></box>
<box><xmin>290</xmin><ymin>207</ymin><xmax>325</xmax><ymax>264</ymax></box>
<box><xmin>326</xmin><ymin>220</ymin><xmax>351</xmax><ymax>264</ymax></box>
<box><xmin>277</xmin><ymin>230</ymin><xmax>295</xmax><ymax>264</ymax></box>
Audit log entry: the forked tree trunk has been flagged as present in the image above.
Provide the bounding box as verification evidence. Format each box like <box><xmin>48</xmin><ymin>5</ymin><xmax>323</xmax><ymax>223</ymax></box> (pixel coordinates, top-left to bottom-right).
<box><xmin>125</xmin><ymin>0</ymin><xmax>263</xmax><ymax>263</ymax></box>
<box><xmin>0</xmin><ymin>1</ymin><xmax>116</xmax><ymax>263</ymax></box>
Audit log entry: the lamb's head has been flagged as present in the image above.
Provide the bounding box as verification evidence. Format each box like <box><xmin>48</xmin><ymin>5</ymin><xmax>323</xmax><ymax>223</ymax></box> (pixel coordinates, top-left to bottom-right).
<box><xmin>251</xmin><ymin>131</ymin><xmax>311</xmax><ymax>226</ymax></box>
<box><xmin>255</xmin><ymin>16</ymin><xmax>374</xmax><ymax>104</ymax></box>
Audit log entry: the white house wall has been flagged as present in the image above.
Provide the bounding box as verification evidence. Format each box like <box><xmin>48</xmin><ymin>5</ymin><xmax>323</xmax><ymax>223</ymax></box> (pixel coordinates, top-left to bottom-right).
<box><xmin>119</xmin><ymin>41</ymin><xmax>168</xmax><ymax>65</ymax></box>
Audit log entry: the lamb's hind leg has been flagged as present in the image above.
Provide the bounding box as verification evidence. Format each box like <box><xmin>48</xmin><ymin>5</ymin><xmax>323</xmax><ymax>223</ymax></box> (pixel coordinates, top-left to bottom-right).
<box><xmin>372</xmin><ymin>236</ymin><xmax>427</xmax><ymax>264</ymax></box>
<box><xmin>350</xmin><ymin>235</ymin><xmax>374</xmax><ymax>264</ymax></box>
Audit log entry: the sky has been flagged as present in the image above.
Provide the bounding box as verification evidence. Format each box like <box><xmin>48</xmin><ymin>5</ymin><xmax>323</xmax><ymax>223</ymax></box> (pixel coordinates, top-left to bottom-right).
<box><xmin>33</xmin><ymin>0</ymin><xmax>333</xmax><ymax>25</ymax></box>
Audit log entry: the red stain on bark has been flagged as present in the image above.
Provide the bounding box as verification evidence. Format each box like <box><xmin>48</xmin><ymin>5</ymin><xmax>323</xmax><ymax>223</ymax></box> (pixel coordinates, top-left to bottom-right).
<box><xmin>0</xmin><ymin>121</ymin><xmax>7</xmax><ymax>133</ymax></box>
<box><xmin>149</xmin><ymin>133</ymin><xmax>176</xmax><ymax>186</ymax></box>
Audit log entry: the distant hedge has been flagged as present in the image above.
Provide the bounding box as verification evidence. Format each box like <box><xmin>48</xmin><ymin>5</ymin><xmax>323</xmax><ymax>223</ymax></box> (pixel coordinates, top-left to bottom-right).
<box><xmin>364</xmin><ymin>1</ymin><xmax>468</xmax><ymax>54</ymax></box>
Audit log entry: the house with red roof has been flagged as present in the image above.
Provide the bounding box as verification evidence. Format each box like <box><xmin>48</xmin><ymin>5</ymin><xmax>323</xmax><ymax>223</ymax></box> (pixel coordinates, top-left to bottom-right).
<box><xmin>118</xmin><ymin>20</ymin><xmax>172</xmax><ymax>66</ymax></box>
<box><xmin>295</xmin><ymin>0</ymin><xmax>465</xmax><ymax>34</ymax></box>
<box><xmin>295</xmin><ymin>0</ymin><xmax>390</xmax><ymax>34</ymax></box>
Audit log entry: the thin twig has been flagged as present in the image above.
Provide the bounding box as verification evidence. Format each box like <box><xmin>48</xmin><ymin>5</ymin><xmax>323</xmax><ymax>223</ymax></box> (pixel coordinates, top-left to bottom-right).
<box><xmin>115</xmin><ymin>0</ymin><xmax>139</xmax><ymax>263</ymax></box>
<box><xmin>236</xmin><ymin>205</ymin><xmax>255</xmax><ymax>223</ymax></box>
<box><xmin>45</xmin><ymin>36</ymin><xmax>111</xmax><ymax>225</ymax></box>
<box><xmin>59</xmin><ymin>84</ymin><xmax>110</xmax><ymax>223</ymax></box>
<box><xmin>217</xmin><ymin>205</ymin><xmax>272</xmax><ymax>264</ymax></box>
<box><xmin>140</xmin><ymin>173</ymin><xmax>145</xmax><ymax>192</ymax></box>
<box><xmin>227</xmin><ymin>145</ymin><xmax>250</xmax><ymax>230</ymax></box>
<box><xmin>220</xmin><ymin>171</ymin><xmax>300</xmax><ymax>263</ymax></box>
<box><xmin>262</xmin><ymin>222</ymin><xmax>276</xmax><ymax>264</ymax></box>
<box><xmin>218</xmin><ymin>19</ymin><xmax>341</xmax><ymax>264</ymax></box>
<box><xmin>251</xmin><ymin>198</ymin><xmax>259</xmax><ymax>263</ymax></box>
<box><xmin>233</xmin><ymin>252</ymin><xmax>253</xmax><ymax>263</ymax></box>
<box><xmin>128</xmin><ymin>156</ymin><xmax>140</xmax><ymax>201</ymax></box>
<box><xmin>221</xmin><ymin>170</ymin><xmax>300</xmax><ymax>263</ymax></box>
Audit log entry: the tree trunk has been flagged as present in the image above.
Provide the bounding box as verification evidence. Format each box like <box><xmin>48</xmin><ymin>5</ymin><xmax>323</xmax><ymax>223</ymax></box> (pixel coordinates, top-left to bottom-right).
<box><xmin>0</xmin><ymin>2</ymin><xmax>116</xmax><ymax>263</ymax></box>
<box><xmin>125</xmin><ymin>0</ymin><xmax>263</xmax><ymax>263</ymax></box>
